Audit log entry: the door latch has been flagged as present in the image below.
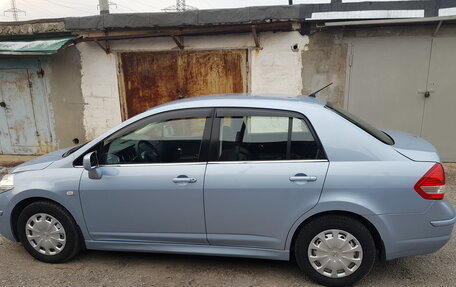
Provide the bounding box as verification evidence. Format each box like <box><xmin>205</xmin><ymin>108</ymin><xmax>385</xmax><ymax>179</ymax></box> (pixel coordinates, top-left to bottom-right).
<box><xmin>418</xmin><ymin>90</ymin><xmax>434</xmax><ymax>98</ymax></box>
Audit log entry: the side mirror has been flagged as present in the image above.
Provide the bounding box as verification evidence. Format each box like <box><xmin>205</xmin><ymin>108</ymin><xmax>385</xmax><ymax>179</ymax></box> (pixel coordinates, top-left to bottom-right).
<box><xmin>83</xmin><ymin>151</ymin><xmax>103</xmax><ymax>179</ymax></box>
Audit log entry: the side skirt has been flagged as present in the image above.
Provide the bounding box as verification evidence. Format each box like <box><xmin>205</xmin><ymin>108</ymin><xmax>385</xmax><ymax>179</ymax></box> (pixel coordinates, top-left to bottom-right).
<box><xmin>85</xmin><ymin>240</ymin><xmax>290</xmax><ymax>261</ymax></box>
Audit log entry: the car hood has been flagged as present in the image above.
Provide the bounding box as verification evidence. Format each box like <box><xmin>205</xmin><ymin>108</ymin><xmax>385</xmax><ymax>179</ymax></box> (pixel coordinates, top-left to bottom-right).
<box><xmin>11</xmin><ymin>147</ymin><xmax>73</xmax><ymax>173</ymax></box>
<box><xmin>382</xmin><ymin>129</ymin><xmax>440</xmax><ymax>162</ymax></box>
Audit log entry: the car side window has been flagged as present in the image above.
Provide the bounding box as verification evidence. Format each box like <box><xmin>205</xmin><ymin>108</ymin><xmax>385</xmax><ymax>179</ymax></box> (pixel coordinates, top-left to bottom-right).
<box><xmin>101</xmin><ymin>117</ymin><xmax>207</xmax><ymax>165</ymax></box>
<box><xmin>290</xmin><ymin>118</ymin><xmax>318</xmax><ymax>160</ymax></box>
<box><xmin>217</xmin><ymin>115</ymin><xmax>321</xmax><ymax>161</ymax></box>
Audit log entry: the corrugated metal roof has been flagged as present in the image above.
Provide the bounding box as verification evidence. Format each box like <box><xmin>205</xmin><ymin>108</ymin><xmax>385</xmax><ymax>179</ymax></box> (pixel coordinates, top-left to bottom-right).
<box><xmin>0</xmin><ymin>36</ymin><xmax>76</xmax><ymax>55</ymax></box>
<box><xmin>63</xmin><ymin>1</ymin><xmax>455</xmax><ymax>31</ymax></box>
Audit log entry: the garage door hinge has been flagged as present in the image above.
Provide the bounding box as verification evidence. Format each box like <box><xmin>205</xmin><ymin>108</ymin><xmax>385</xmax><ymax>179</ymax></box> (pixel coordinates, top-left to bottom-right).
<box><xmin>349</xmin><ymin>50</ymin><xmax>354</xmax><ymax>67</ymax></box>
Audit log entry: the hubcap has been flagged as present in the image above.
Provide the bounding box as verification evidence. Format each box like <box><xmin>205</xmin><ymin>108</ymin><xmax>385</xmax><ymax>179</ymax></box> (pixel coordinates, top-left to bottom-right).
<box><xmin>308</xmin><ymin>229</ymin><xmax>363</xmax><ymax>278</ymax></box>
<box><xmin>25</xmin><ymin>213</ymin><xmax>66</xmax><ymax>256</ymax></box>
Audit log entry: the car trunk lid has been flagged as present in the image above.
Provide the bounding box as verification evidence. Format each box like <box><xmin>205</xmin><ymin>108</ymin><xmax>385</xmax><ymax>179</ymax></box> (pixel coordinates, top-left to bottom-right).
<box><xmin>382</xmin><ymin>129</ymin><xmax>440</xmax><ymax>162</ymax></box>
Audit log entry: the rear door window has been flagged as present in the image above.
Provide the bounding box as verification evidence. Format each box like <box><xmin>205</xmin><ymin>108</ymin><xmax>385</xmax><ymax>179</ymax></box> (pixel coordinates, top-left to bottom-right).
<box><xmin>216</xmin><ymin>111</ymin><xmax>324</xmax><ymax>161</ymax></box>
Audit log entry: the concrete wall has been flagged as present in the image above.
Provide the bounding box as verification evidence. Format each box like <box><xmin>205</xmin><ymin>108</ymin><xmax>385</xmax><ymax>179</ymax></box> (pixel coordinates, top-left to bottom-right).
<box><xmin>48</xmin><ymin>46</ymin><xmax>85</xmax><ymax>148</ymax></box>
<box><xmin>302</xmin><ymin>30</ymin><xmax>348</xmax><ymax>108</ymax></box>
<box><xmin>250</xmin><ymin>31</ymin><xmax>308</xmax><ymax>95</ymax></box>
<box><xmin>76</xmin><ymin>31</ymin><xmax>310</xmax><ymax>141</ymax></box>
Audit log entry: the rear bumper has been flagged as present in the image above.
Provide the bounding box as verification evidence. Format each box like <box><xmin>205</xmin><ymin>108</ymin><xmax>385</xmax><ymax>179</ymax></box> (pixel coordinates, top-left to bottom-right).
<box><xmin>367</xmin><ymin>200</ymin><xmax>455</xmax><ymax>260</ymax></box>
<box><xmin>430</xmin><ymin>216</ymin><xmax>456</xmax><ymax>227</ymax></box>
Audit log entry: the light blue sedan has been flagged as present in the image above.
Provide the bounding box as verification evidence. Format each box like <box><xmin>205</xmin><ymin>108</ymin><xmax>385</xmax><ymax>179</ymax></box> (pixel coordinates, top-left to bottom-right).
<box><xmin>0</xmin><ymin>95</ymin><xmax>454</xmax><ymax>286</ymax></box>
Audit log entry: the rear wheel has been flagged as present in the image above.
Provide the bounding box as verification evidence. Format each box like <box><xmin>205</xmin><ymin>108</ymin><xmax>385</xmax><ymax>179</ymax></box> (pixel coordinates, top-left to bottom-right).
<box><xmin>17</xmin><ymin>201</ymin><xmax>81</xmax><ymax>263</ymax></box>
<box><xmin>295</xmin><ymin>215</ymin><xmax>376</xmax><ymax>287</ymax></box>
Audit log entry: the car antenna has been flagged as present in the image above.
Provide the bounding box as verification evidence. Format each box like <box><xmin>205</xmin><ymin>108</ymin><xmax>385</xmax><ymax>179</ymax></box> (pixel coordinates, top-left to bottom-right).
<box><xmin>307</xmin><ymin>82</ymin><xmax>333</xmax><ymax>98</ymax></box>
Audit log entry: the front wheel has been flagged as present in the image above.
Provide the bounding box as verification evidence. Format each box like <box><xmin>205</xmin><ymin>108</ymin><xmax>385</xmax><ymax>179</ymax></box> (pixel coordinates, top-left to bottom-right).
<box><xmin>295</xmin><ymin>215</ymin><xmax>376</xmax><ymax>287</ymax></box>
<box><xmin>17</xmin><ymin>201</ymin><xmax>81</xmax><ymax>263</ymax></box>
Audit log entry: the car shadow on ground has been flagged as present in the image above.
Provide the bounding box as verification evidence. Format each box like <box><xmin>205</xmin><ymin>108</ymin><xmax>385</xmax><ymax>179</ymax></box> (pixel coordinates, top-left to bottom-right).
<box><xmin>65</xmin><ymin>246</ymin><xmax>452</xmax><ymax>286</ymax></box>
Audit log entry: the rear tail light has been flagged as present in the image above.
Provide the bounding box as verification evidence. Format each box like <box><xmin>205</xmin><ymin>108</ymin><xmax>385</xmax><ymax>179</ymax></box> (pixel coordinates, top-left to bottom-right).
<box><xmin>414</xmin><ymin>163</ymin><xmax>446</xmax><ymax>200</ymax></box>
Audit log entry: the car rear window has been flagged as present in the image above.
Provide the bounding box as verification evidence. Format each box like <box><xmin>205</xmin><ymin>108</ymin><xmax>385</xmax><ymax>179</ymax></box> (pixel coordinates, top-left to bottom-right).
<box><xmin>326</xmin><ymin>104</ymin><xmax>394</xmax><ymax>145</ymax></box>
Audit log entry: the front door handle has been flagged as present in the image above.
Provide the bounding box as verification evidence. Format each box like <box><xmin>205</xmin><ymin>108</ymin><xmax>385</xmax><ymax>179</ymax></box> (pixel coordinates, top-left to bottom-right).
<box><xmin>289</xmin><ymin>173</ymin><xmax>317</xmax><ymax>182</ymax></box>
<box><xmin>172</xmin><ymin>176</ymin><xmax>197</xmax><ymax>184</ymax></box>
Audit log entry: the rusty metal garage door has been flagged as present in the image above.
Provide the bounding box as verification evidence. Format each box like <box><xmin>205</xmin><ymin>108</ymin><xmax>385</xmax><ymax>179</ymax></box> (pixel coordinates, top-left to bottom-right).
<box><xmin>119</xmin><ymin>50</ymin><xmax>248</xmax><ymax>119</ymax></box>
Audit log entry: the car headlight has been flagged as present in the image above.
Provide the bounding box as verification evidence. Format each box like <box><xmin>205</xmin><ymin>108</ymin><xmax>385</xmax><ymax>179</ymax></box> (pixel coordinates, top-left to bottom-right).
<box><xmin>0</xmin><ymin>174</ymin><xmax>14</xmax><ymax>193</ymax></box>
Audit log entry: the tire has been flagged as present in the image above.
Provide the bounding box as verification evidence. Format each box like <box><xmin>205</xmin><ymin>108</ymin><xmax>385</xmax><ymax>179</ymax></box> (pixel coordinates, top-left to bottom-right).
<box><xmin>295</xmin><ymin>215</ymin><xmax>376</xmax><ymax>287</ymax></box>
<box><xmin>17</xmin><ymin>201</ymin><xmax>81</xmax><ymax>263</ymax></box>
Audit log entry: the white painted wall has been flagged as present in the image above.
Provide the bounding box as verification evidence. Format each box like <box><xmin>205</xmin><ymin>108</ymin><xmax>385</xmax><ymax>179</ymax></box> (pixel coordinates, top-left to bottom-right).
<box><xmin>250</xmin><ymin>31</ymin><xmax>308</xmax><ymax>95</ymax></box>
<box><xmin>78</xmin><ymin>42</ymin><xmax>122</xmax><ymax>140</ymax></box>
<box><xmin>77</xmin><ymin>31</ymin><xmax>308</xmax><ymax>140</ymax></box>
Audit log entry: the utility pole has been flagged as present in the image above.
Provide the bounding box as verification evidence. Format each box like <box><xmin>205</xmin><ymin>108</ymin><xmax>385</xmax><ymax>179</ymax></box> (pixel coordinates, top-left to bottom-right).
<box><xmin>99</xmin><ymin>0</ymin><xmax>110</xmax><ymax>14</ymax></box>
<box><xmin>164</xmin><ymin>0</ymin><xmax>197</xmax><ymax>12</ymax></box>
<box><xmin>98</xmin><ymin>0</ymin><xmax>117</xmax><ymax>15</ymax></box>
<box><xmin>4</xmin><ymin>0</ymin><xmax>25</xmax><ymax>21</ymax></box>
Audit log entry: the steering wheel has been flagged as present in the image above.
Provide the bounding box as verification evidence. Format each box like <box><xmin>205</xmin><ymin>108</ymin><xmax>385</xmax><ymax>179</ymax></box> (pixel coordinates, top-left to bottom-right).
<box><xmin>135</xmin><ymin>140</ymin><xmax>161</xmax><ymax>163</ymax></box>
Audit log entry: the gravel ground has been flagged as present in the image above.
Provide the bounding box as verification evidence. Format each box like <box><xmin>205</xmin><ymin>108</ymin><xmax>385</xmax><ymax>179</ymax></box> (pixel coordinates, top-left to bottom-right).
<box><xmin>0</xmin><ymin>164</ymin><xmax>455</xmax><ymax>287</ymax></box>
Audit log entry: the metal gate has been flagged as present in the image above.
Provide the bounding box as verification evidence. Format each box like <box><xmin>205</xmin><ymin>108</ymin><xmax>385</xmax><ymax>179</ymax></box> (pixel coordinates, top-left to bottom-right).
<box><xmin>347</xmin><ymin>36</ymin><xmax>456</xmax><ymax>161</ymax></box>
<box><xmin>0</xmin><ymin>67</ymin><xmax>55</xmax><ymax>155</ymax></box>
<box><xmin>119</xmin><ymin>50</ymin><xmax>248</xmax><ymax>119</ymax></box>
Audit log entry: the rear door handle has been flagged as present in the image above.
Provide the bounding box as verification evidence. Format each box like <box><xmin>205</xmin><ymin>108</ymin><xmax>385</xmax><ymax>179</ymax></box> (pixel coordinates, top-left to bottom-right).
<box><xmin>172</xmin><ymin>176</ymin><xmax>197</xmax><ymax>183</ymax></box>
<box><xmin>289</xmin><ymin>174</ymin><xmax>317</xmax><ymax>182</ymax></box>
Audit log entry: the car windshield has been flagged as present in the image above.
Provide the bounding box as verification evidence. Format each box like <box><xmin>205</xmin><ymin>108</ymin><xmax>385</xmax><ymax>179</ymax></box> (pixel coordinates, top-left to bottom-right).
<box><xmin>326</xmin><ymin>103</ymin><xmax>394</xmax><ymax>145</ymax></box>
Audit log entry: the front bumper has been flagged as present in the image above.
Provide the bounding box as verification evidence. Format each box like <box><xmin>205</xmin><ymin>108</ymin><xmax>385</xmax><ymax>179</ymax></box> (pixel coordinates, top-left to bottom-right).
<box><xmin>0</xmin><ymin>190</ymin><xmax>16</xmax><ymax>242</ymax></box>
<box><xmin>368</xmin><ymin>199</ymin><xmax>455</xmax><ymax>260</ymax></box>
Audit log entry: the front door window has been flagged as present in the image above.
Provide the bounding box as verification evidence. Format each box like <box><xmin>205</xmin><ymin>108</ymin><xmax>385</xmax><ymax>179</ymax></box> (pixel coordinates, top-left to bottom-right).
<box><xmin>102</xmin><ymin>117</ymin><xmax>207</xmax><ymax>165</ymax></box>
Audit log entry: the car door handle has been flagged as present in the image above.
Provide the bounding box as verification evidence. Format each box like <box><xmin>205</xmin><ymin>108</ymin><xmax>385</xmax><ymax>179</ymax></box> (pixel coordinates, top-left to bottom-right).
<box><xmin>289</xmin><ymin>175</ymin><xmax>317</xmax><ymax>182</ymax></box>
<box><xmin>172</xmin><ymin>176</ymin><xmax>197</xmax><ymax>183</ymax></box>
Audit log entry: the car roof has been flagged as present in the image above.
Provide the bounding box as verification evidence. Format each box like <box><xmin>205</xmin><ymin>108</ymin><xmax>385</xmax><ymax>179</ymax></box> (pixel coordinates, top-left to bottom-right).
<box><xmin>148</xmin><ymin>94</ymin><xmax>327</xmax><ymax>111</ymax></box>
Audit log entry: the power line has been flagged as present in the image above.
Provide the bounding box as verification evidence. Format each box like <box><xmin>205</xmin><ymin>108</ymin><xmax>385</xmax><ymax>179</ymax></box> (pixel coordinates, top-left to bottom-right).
<box><xmin>44</xmin><ymin>0</ymin><xmax>95</xmax><ymax>14</ymax></box>
<box><xmin>196</xmin><ymin>0</ymin><xmax>214</xmax><ymax>9</ymax></box>
<box><xmin>116</xmin><ymin>3</ymin><xmax>138</xmax><ymax>13</ymax></box>
<box><xmin>125</xmin><ymin>0</ymin><xmax>161</xmax><ymax>10</ymax></box>
<box><xmin>4</xmin><ymin>0</ymin><xmax>26</xmax><ymax>21</ymax></box>
<box><xmin>17</xmin><ymin>1</ymin><xmax>63</xmax><ymax>18</ymax></box>
<box><xmin>26</xmin><ymin>0</ymin><xmax>93</xmax><ymax>9</ymax></box>
<box><xmin>26</xmin><ymin>0</ymin><xmax>96</xmax><ymax>14</ymax></box>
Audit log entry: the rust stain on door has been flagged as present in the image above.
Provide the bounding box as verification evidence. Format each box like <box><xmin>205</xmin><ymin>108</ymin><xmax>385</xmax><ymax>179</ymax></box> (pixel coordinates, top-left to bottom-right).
<box><xmin>120</xmin><ymin>50</ymin><xmax>247</xmax><ymax>118</ymax></box>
